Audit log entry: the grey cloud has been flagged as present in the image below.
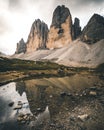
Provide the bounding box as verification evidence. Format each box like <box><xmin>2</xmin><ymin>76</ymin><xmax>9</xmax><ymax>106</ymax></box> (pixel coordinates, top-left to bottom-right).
<box><xmin>53</xmin><ymin>0</ymin><xmax>104</xmax><ymax>10</ymax></box>
<box><xmin>8</xmin><ymin>0</ymin><xmax>39</xmax><ymax>8</ymax></box>
<box><xmin>7</xmin><ymin>0</ymin><xmax>104</xmax><ymax>11</ymax></box>
<box><xmin>78</xmin><ymin>0</ymin><xmax>104</xmax><ymax>3</ymax></box>
<box><xmin>7</xmin><ymin>0</ymin><xmax>44</xmax><ymax>11</ymax></box>
<box><xmin>8</xmin><ymin>0</ymin><xmax>21</xmax><ymax>8</ymax></box>
<box><xmin>70</xmin><ymin>0</ymin><xmax>104</xmax><ymax>7</ymax></box>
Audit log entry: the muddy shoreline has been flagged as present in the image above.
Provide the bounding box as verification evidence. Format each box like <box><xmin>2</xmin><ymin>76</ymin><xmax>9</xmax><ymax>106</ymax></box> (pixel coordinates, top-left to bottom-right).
<box><xmin>0</xmin><ymin>70</ymin><xmax>75</xmax><ymax>87</ymax></box>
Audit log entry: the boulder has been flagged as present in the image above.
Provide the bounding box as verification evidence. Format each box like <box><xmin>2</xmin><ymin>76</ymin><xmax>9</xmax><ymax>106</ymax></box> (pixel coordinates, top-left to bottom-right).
<box><xmin>8</xmin><ymin>102</ymin><xmax>14</xmax><ymax>107</ymax></box>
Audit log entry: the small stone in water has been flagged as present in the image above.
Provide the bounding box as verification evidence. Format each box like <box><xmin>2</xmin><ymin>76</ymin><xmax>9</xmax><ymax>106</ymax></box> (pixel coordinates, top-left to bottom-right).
<box><xmin>67</xmin><ymin>93</ymin><xmax>72</xmax><ymax>96</ymax></box>
<box><xmin>21</xmin><ymin>120</ymin><xmax>26</xmax><ymax>124</ymax></box>
<box><xmin>14</xmin><ymin>105</ymin><xmax>22</xmax><ymax>110</ymax></box>
<box><xmin>18</xmin><ymin>113</ymin><xmax>24</xmax><ymax>119</ymax></box>
<box><xmin>60</xmin><ymin>92</ymin><xmax>67</xmax><ymax>97</ymax></box>
<box><xmin>78</xmin><ymin>114</ymin><xmax>89</xmax><ymax>121</ymax></box>
<box><xmin>18</xmin><ymin>101</ymin><xmax>22</xmax><ymax>105</ymax></box>
<box><xmin>89</xmin><ymin>91</ymin><xmax>97</xmax><ymax>96</ymax></box>
<box><xmin>50</xmin><ymin>95</ymin><xmax>53</xmax><ymax>98</ymax></box>
<box><xmin>37</xmin><ymin>108</ymin><xmax>41</xmax><ymax>111</ymax></box>
<box><xmin>17</xmin><ymin>117</ymin><xmax>23</xmax><ymax>122</ymax></box>
<box><xmin>8</xmin><ymin>102</ymin><xmax>14</xmax><ymax>107</ymax></box>
<box><xmin>90</xmin><ymin>87</ymin><xmax>97</xmax><ymax>90</ymax></box>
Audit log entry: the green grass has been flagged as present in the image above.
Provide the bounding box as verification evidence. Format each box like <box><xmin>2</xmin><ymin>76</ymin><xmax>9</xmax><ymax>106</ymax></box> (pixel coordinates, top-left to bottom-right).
<box><xmin>1</xmin><ymin>57</ymin><xmax>103</xmax><ymax>73</ymax></box>
<box><xmin>0</xmin><ymin>57</ymin><xmax>62</xmax><ymax>72</ymax></box>
<box><xmin>96</xmin><ymin>63</ymin><xmax>104</xmax><ymax>72</ymax></box>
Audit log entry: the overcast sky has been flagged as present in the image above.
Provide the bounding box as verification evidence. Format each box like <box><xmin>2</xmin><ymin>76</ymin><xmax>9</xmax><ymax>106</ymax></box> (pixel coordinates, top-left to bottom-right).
<box><xmin>0</xmin><ymin>0</ymin><xmax>104</xmax><ymax>54</ymax></box>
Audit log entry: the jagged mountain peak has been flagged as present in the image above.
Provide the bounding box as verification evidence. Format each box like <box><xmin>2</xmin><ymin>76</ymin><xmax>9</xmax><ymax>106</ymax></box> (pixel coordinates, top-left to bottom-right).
<box><xmin>47</xmin><ymin>5</ymin><xmax>72</xmax><ymax>49</ymax></box>
<box><xmin>72</xmin><ymin>17</ymin><xmax>81</xmax><ymax>39</ymax></box>
<box><xmin>88</xmin><ymin>13</ymin><xmax>104</xmax><ymax>24</ymax></box>
<box><xmin>80</xmin><ymin>13</ymin><xmax>104</xmax><ymax>43</ymax></box>
<box><xmin>15</xmin><ymin>6</ymin><xmax>104</xmax><ymax>55</ymax></box>
<box><xmin>15</xmin><ymin>38</ymin><xmax>26</xmax><ymax>54</ymax></box>
<box><xmin>51</xmin><ymin>5</ymin><xmax>71</xmax><ymax>28</ymax></box>
<box><xmin>26</xmin><ymin>19</ymin><xmax>48</xmax><ymax>52</ymax></box>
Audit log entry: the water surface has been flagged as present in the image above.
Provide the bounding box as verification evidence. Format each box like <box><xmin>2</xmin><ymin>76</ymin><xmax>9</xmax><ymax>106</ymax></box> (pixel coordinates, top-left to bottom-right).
<box><xmin>0</xmin><ymin>74</ymin><xmax>104</xmax><ymax>130</ymax></box>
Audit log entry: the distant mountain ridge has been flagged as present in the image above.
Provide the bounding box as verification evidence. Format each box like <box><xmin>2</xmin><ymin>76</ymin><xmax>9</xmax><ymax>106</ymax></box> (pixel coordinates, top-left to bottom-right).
<box><xmin>15</xmin><ymin>5</ymin><xmax>104</xmax><ymax>54</ymax></box>
<box><xmin>0</xmin><ymin>52</ymin><xmax>7</xmax><ymax>57</ymax></box>
<box><xmin>13</xmin><ymin>5</ymin><xmax>104</xmax><ymax>68</ymax></box>
<box><xmin>15</xmin><ymin>5</ymin><xmax>82</xmax><ymax>53</ymax></box>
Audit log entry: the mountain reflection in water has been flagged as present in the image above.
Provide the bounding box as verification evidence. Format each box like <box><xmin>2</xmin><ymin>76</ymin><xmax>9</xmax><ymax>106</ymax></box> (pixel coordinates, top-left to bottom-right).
<box><xmin>0</xmin><ymin>81</ymin><xmax>51</xmax><ymax>130</ymax></box>
<box><xmin>0</xmin><ymin>75</ymin><xmax>104</xmax><ymax>130</ymax></box>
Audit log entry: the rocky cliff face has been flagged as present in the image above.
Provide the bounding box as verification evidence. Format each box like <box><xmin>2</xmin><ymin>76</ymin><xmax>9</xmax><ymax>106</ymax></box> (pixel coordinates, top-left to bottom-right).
<box><xmin>72</xmin><ymin>18</ymin><xmax>81</xmax><ymax>39</ymax></box>
<box><xmin>26</xmin><ymin>19</ymin><xmax>48</xmax><ymax>53</ymax></box>
<box><xmin>15</xmin><ymin>38</ymin><xmax>26</xmax><ymax>54</ymax></box>
<box><xmin>80</xmin><ymin>14</ymin><xmax>104</xmax><ymax>44</ymax></box>
<box><xmin>15</xmin><ymin>6</ymin><xmax>104</xmax><ymax>54</ymax></box>
<box><xmin>47</xmin><ymin>5</ymin><xmax>73</xmax><ymax>49</ymax></box>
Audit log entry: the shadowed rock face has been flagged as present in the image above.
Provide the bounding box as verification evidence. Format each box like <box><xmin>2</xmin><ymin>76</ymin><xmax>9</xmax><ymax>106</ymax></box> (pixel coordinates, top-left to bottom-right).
<box><xmin>72</xmin><ymin>18</ymin><xmax>81</xmax><ymax>39</ymax></box>
<box><xmin>15</xmin><ymin>38</ymin><xmax>26</xmax><ymax>54</ymax></box>
<box><xmin>51</xmin><ymin>5</ymin><xmax>71</xmax><ymax>28</ymax></box>
<box><xmin>26</xmin><ymin>19</ymin><xmax>48</xmax><ymax>53</ymax></box>
<box><xmin>47</xmin><ymin>5</ymin><xmax>73</xmax><ymax>49</ymax></box>
<box><xmin>80</xmin><ymin>14</ymin><xmax>104</xmax><ymax>44</ymax></box>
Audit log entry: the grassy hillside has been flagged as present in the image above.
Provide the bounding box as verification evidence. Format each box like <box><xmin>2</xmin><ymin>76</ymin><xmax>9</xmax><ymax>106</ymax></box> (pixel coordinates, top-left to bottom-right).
<box><xmin>0</xmin><ymin>56</ymin><xmax>104</xmax><ymax>86</ymax></box>
<box><xmin>0</xmin><ymin>57</ymin><xmax>61</xmax><ymax>72</ymax></box>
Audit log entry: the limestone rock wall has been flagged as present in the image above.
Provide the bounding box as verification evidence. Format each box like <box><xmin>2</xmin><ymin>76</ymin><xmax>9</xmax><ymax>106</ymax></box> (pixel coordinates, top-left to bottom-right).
<box><xmin>47</xmin><ymin>5</ymin><xmax>73</xmax><ymax>49</ymax></box>
<box><xmin>15</xmin><ymin>6</ymin><xmax>104</xmax><ymax>54</ymax></box>
<box><xmin>26</xmin><ymin>19</ymin><xmax>48</xmax><ymax>52</ymax></box>
<box><xmin>72</xmin><ymin>18</ymin><xmax>81</xmax><ymax>39</ymax></box>
<box><xmin>15</xmin><ymin>38</ymin><xmax>26</xmax><ymax>54</ymax></box>
<box><xmin>80</xmin><ymin>14</ymin><xmax>104</xmax><ymax>44</ymax></box>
